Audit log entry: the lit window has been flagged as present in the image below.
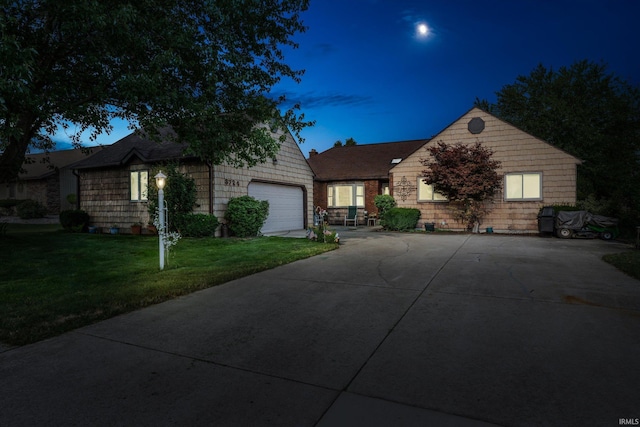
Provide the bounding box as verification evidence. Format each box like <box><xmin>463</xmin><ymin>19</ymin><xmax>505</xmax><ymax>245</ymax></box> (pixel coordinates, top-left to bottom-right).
<box><xmin>328</xmin><ymin>183</ymin><xmax>365</xmax><ymax>207</ymax></box>
<box><xmin>130</xmin><ymin>170</ymin><xmax>149</xmax><ymax>201</ymax></box>
<box><xmin>505</xmin><ymin>173</ymin><xmax>542</xmax><ymax>201</ymax></box>
<box><xmin>417</xmin><ymin>178</ymin><xmax>447</xmax><ymax>202</ymax></box>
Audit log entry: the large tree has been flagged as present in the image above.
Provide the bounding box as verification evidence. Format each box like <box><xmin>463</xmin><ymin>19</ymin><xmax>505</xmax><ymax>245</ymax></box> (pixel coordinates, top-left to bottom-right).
<box><xmin>0</xmin><ymin>0</ymin><xmax>311</xmax><ymax>182</ymax></box>
<box><xmin>475</xmin><ymin>60</ymin><xmax>640</xmax><ymax>222</ymax></box>
<box><xmin>421</xmin><ymin>141</ymin><xmax>502</xmax><ymax>231</ymax></box>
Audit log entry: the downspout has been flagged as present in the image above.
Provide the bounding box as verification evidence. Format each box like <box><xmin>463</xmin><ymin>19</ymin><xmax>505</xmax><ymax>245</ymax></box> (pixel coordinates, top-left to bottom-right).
<box><xmin>206</xmin><ymin>161</ymin><xmax>213</xmax><ymax>215</ymax></box>
<box><xmin>72</xmin><ymin>169</ymin><xmax>80</xmax><ymax>209</ymax></box>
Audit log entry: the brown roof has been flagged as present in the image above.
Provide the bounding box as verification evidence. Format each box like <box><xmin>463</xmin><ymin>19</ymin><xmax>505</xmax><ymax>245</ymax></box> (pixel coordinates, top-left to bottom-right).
<box><xmin>307</xmin><ymin>139</ymin><xmax>428</xmax><ymax>181</ymax></box>
<box><xmin>71</xmin><ymin>128</ymin><xmax>194</xmax><ymax>170</ymax></box>
<box><xmin>17</xmin><ymin>147</ymin><xmax>105</xmax><ymax>180</ymax></box>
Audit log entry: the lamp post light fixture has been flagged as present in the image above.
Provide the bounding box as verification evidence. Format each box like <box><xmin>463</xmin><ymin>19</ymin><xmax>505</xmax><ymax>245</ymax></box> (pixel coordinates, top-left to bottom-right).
<box><xmin>155</xmin><ymin>171</ymin><xmax>167</xmax><ymax>270</ymax></box>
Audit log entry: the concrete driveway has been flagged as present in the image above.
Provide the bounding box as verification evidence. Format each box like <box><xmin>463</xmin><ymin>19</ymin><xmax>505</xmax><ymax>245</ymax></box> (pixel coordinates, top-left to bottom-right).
<box><xmin>1</xmin><ymin>230</ymin><xmax>639</xmax><ymax>426</ymax></box>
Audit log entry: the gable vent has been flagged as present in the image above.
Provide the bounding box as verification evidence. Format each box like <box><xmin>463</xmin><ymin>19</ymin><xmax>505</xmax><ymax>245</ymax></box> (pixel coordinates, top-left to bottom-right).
<box><xmin>468</xmin><ymin>117</ymin><xmax>485</xmax><ymax>134</ymax></box>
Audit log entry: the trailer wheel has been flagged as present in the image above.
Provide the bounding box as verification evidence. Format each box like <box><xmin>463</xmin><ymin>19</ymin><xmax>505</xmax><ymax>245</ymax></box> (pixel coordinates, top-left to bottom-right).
<box><xmin>557</xmin><ymin>228</ymin><xmax>573</xmax><ymax>239</ymax></box>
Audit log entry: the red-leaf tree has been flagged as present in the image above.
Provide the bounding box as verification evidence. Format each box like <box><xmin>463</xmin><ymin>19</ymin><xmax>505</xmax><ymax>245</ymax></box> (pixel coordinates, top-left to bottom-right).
<box><xmin>421</xmin><ymin>141</ymin><xmax>502</xmax><ymax>231</ymax></box>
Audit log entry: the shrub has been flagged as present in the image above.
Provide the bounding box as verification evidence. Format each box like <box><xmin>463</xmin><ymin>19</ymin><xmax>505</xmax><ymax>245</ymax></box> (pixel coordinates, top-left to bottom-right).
<box><xmin>175</xmin><ymin>213</ymin><xmax>220</xmax><ymax>237</ymax></box>
<box><xmin>0</xmin><ymin>199</ymin><xmax>26</xmax><ymax>209</ymax></box>
<box><xmin>374</xmin><ymin>194</ymin><xmax>396</xmax><ymax>219</ymax></box>
<box><xmin>382</xmin><ymin>207</ymin><xmax>421</xmax><ymax>231</ymax></box>
<box><xmin>16</xmin><ymin>199</ymin><xmax>47</xmax><ymax>219</ymax></box>
<box><xmin>59</xmin><ymin>209</ymin><xmax>90</xmax><ymax>232</ymax></box>
<box><xmin>148</xmin><ymin>163</ymin><xmax>198</xmax><ymax>232</ymax></box>
<box><xmin>225</xmin><ymin>196</ymin><xmax>269</xmax><ymax>237</ymax></box>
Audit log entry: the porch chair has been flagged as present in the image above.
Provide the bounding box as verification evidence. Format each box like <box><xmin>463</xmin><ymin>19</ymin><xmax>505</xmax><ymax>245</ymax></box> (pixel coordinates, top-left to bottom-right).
<box><xmin>344</xmin><ymin>205</ymin><xmax>358</xmax><ymax>227</ymax></box>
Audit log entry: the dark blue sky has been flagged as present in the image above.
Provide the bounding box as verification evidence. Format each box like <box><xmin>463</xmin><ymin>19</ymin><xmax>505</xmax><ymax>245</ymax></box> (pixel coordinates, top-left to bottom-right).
<box><xmin>56</xmin><ymin>0</ymin><xmax>639</xmax><ymax>156</ymax></box>
<box><xmin>274</xmin><ymin>0</ymin><xmax>640</xmax><ymax>155</ymax></box>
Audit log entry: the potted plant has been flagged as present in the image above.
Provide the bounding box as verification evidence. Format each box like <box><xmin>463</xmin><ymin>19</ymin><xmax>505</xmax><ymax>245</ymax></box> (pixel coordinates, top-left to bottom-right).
<box><xmin>131</xmin><ymin>221</ymin><xmax>142</xmax><ymax>235</ymax></box>
<box><xmin>147</xmin><ymin>221</ymin><xmax>157</xmax><ymax>234</ymax></box>
<box><xmin>109</xmin><ymin>224</ymin><xmax>119</xmax><ymax>234</ymax></box>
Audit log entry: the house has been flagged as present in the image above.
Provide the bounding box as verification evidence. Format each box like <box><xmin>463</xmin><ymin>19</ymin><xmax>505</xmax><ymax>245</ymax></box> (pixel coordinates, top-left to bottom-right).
<box><xmin>307</xmin><ymin>107</ymin><xmax>581</xmax><ymax>232</ymax></box>
<box><xmin>70</xmin><ymin>127</ymin><xmax>314</xmax><ymax>234</ymax></box>
<box><xmin>390</xmin><ymin>107</ymin><xmax>581</xmax><ymax>232</ymax></box>
<box><xmin>306</xmin><ymin>139</ymin><xmax>427</xmax><ymax>224</ymax></box>
<box><xmin>0</xmin><ymin>147</ymin><xmax>103</xmax><ymax>214</ymax></box>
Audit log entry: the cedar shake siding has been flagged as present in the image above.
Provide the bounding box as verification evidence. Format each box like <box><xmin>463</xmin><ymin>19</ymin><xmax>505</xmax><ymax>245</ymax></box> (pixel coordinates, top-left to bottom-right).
<box><xmin>390</xmin><ymin>107</ymin><xmax>581</xmax><ymax>232</ymax></box>
<box><xmin>0</xmin><ymin>147</ymin><xmax>103</xmax><ymax>214</ymax></box>
<box><xmin>72</xmin><ymin>127</ymin><xmax>314</xmax><ymax>234</ymax></box>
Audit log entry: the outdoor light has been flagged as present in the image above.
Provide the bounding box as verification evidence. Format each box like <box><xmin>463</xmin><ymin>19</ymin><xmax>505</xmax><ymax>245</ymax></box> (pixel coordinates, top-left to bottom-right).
<box><xmin>155</xmin><ymin>171</ymin><xmax>167</xmax><ymax>190</ymax></box>
<box><xmin>155</xmin><ymin>171</ymin><xmax>167</xmax><ymax>270</ymax></box>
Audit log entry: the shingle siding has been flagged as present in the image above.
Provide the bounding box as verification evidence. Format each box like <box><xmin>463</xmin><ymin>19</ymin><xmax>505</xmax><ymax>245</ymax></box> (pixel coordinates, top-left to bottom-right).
<box><xmin>391</xmin><ymin>108</ymin><xmax>580</xmax><ymax>232</ymax></box>
<box><xmin>78</xmin><ymin>129</ymin><xmax>313</xmax><ymax>234</ymax></box>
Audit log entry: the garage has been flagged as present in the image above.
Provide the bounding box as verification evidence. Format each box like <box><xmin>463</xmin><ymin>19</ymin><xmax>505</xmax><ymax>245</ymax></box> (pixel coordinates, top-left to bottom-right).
<box><xmin>248</xmin><ymin>182</ymin><xmax>304</xmax><ymax>233</ymax></box>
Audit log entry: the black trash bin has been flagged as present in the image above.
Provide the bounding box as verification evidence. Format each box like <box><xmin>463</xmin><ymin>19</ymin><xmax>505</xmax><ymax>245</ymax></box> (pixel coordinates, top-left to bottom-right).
<box><xmin>537</xmin><ymin>206</ymin><xmax>555</xmax><ymax>233</ymax></box>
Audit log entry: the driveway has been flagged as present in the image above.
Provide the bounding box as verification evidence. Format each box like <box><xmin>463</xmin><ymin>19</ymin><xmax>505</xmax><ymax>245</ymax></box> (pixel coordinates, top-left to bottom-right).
<box><xmin>1</xmin><ymin>231</ymin><xmax>639</xmax><ymax>426</ymax></box>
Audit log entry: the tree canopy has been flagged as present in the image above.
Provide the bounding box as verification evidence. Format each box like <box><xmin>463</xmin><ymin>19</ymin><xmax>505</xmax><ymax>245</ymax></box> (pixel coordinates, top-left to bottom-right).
<box><xmin>421</xmin><ymin>141</ymin><xmax>502</xmax><ymax>231</ymax></box>
<box><xmin>333</xmin><ymin>137</ymin><xmax>357</xmax><ymax>147</ymax></box>
<box><xmin>475</xmin><ymin>60</ymin><xmax>640</xmax><ymax>222</ymax></box>
<box><xmin>0</xmin><ymin>0</ymin><xmax>311</xmax><ymax>182</ymax></box>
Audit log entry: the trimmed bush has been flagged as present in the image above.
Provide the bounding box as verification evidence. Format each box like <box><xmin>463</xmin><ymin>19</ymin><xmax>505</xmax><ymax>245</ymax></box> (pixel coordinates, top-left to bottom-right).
<box><xmin>175</xmin><ymin>213</ymin><xmax>219</xmax><ymax>237</ymax></box>
<box><xmin>59</xmin><ymin>209</ymin><xmax>90</xmax><ymax>232</ymax></box>
<box><xmin>374</xmin><ymin>194</ymin><xmax>396</xmax><ymax>219</ymax></box>
<box><xmin>16</xmin><ymin>199</ymin><xmax>47</xmax><ymax>219</ymax></box>
<box><xmin>382</xmin><ymin>207</ymin><xmax>421</xmax><ymax>231</ymax></box>
<box><xmin>225</xmin><ymin>196</ymin><xmax>269</xmax><ymax>237</ymax></box>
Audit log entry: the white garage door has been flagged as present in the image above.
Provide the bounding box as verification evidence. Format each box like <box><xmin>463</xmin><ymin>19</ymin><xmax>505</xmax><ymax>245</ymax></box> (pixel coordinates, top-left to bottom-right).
<box><xmin>248</xmin><ymin>182</ymin><xmax>304</xmax><ymax>233</ymax></box>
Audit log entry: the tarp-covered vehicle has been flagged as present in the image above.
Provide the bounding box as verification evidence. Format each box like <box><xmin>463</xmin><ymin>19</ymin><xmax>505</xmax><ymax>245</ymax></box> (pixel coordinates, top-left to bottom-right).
<box><xmin>555</xmin><ymin>210</ymin><xmax>619</xmax><ymax>240</ymax></box>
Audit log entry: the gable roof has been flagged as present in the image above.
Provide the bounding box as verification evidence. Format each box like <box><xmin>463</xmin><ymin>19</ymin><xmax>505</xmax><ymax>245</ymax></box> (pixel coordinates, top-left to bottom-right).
<box><xmin>71</xmin><ymin>128</ymin><xmax>194</xmax><ymax>170</ymax></box>
<box><xmin>307</xmin><ymin>139</ymin><xmax>428</xmax><ymax>181</ymax></box>
<box><xmin>15</xmin><ymin>147</ymin><xmax>105</xmax><ymax>180</ymax></box>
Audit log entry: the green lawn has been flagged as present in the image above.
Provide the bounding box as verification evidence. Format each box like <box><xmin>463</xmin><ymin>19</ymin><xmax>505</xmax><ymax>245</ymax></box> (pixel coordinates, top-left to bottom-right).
<box><xmin>0</xmin><ymin>224</ymin><xmax>337</xmax><ymax>346</ymax></box>
<box><xmin>603</xmin><ymin>250</ymin><xmax>640</xmax><ymax>281</ymax></box>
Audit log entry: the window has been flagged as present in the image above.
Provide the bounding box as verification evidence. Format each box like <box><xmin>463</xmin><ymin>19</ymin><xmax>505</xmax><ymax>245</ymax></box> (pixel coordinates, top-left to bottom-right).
<box><xmin>327</xmin><ymin>183</ymin><xmax>364</xmax><ymax>207</ymax></box>
<box><xmin>505</xmin><ymin>173</ymin><xmax>542</xmax><ymax>201</ymax></box>
<box><xmin>130</xmin><ymin>170</ymin><xmax>149</xmax><ymax>201</ymax></box>
<box><xmin>417</xmin><ymin>178</ymin><xmax>447</xmax><ymax>202</ymax></box>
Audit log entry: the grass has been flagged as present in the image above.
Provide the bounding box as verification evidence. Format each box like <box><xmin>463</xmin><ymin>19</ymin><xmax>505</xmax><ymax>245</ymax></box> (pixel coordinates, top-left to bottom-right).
<box><xmin>0</xmin><ymin>224</ymin><xmax>337</xmax><ymax>346</ymax></box>
<box><xmin>603</xmin><ymin>250</ymin><xmax>640</xmax><ymax>281</ymax></box>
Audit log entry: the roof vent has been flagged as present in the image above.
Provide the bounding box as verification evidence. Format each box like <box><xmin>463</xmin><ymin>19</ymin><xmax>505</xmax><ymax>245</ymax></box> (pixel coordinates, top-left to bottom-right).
<box><xmin>391</xmin><ymin>158</ymin><xmax>402</xmax><ymax>164</ymax></box>
<box><xmin>468</xmin><ymin>117</ymin><xmax>485</xmax><ymax>134</ymax></box>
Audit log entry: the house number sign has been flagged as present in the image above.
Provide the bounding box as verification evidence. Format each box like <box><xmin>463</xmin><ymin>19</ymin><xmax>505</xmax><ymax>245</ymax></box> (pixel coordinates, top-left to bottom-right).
<box><xmin>224</xmin><ymin>178</ymin><xmax>241</xmax><ymax>187</ymax></box>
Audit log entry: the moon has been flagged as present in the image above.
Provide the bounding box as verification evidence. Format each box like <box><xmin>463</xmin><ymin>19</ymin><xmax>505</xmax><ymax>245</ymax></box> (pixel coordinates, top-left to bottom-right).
<box><xmin>417</xmin><ymin>23</ymin><xmax>429</xmax><ymax>37</ymax></box>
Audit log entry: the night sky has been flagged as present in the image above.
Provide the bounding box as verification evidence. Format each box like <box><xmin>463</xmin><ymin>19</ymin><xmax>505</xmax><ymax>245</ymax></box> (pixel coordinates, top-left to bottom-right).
<box><xmin>276</xmin><ymin>0</ymin><xmax>640</xmax><ymax>155</ymax></box>
<box><xmin>56</xmin><ymin>0</ymin><xmax>640</xmax><ymax>156</ymax></box>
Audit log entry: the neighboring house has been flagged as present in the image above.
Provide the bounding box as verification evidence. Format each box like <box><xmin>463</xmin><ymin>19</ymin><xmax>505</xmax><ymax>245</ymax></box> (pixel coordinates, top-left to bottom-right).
<box><xmin>0</xmin><ymin>147</ymin><xmax>103</xmax><ymax>214</ymax></box>
<box><xmin>306</xmin><ymin>139</ymin><xmax>427</xmax><ymax>224</ymax></box>
<box><xmin>70</xmin><ymin>127</ymin><xmax>314</xmax><ymax>234</ymax></box>
<box><xmin>390</xmin><ymin>107</ymin><xmax>581</xmax><ymax>232</ymax></box>
<box><xmin>307</xmin><ymin>107</ymin><xmax>581</xmax><ymax>232</ymax></box>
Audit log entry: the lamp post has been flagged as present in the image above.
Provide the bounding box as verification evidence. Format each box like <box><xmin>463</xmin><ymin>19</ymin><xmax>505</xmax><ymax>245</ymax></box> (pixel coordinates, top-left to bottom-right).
<box><xmin>155</xmin><ymin>171</ymin><xmax>167</xmax><ymax>270</ymax></box>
